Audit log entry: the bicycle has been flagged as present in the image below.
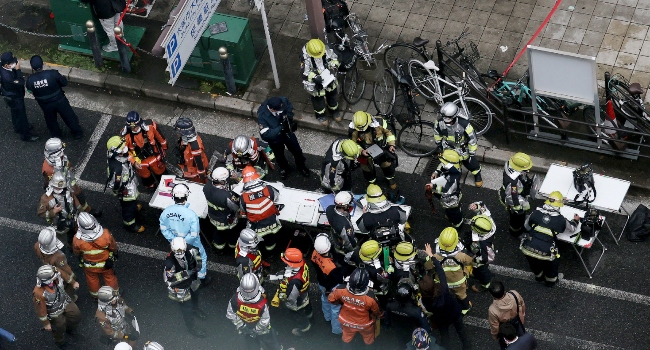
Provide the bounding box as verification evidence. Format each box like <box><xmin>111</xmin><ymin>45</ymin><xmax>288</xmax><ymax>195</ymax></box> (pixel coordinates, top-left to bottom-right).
<box><xmin>606</xmin><ymin>73</ymin><xmax>650</xmax><ymax>134</ymax></box>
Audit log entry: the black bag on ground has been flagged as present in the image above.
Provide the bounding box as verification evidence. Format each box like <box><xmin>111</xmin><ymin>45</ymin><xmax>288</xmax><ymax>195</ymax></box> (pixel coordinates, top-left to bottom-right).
<box><xmin>626</xmin><ymin>204</ymin><xmax>650</xmax><ymax>242</ymax></box>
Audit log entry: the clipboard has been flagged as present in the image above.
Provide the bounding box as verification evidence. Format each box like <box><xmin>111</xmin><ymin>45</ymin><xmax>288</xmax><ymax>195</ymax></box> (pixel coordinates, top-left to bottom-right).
<box><xmin>366</xmin><ymin>144</ymin><xmax>384</xmax><ymax>158</ymax></box>
<box><xmin>320</xmin><ymin>69</ymin><xmax>336</xmax><ymax>88</ymax></box>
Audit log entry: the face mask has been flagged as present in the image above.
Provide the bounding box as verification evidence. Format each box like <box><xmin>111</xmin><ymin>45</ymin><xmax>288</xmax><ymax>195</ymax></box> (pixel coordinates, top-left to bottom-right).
<box><xmin>443</xmin><ymin>117</ymin><xmax>455</xmax><ymax>125</ymax></box>
<box><xmin>7</xmin><ymin>63</ymin><xmax>16</xmax><ymax>69</ymax></box>
<box><xmin>53</xmin><ymin>187</ymin><xmax>64</xmax><ymax>194</ymax></box>
<box><xmin>174</xmin><ymin>251</ymin><xmax>185</xmax><ymax>259</ymax></box>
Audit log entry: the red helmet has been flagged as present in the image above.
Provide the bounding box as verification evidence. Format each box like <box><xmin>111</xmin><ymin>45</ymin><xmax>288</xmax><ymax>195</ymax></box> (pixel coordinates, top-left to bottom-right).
<box><xmin>281</xmin><ymin>248</ymin><xmax>304</xmax><ymax>268</ymax></box>
<box><xmin>242</xmin><ymin>165</ymin><xmax>260</xmax><ymax>183</ymax></box>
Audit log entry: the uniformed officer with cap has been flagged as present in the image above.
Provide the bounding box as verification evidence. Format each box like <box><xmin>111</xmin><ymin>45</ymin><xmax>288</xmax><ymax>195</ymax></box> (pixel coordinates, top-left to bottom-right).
<box><xmin>1</xmin><ymin>51</ymin><xmax>39</xmax><ymax>142</ymax></box>
<box><xmin>26</xmin><ymin>55</ymin><xmax>84</xmax><ymax>140</ymax></box>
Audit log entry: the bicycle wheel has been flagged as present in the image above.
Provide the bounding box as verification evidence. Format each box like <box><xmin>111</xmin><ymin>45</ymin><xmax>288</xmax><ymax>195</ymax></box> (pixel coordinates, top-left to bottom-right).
<box><xmin>341</xmin><ymin>66</ymin><xmax>366</xmax><ymax>105</ymax></box>
<box><xmin>609</xmin><ymin>78</ymin><xmax>647</xmax><ymax>121</ymax></box>
<box><xmin>398</xmin><ymin>120</ymin><xmax>438</xmax><ymax>157</ymax></box>
<box><xmin>454</xmin><ymin>97</ymin><xmax>493</xmax><ymax>136</ymax></box>
<box><xmin>373</xmin><ymin>71</ymin><xmax>396</xmax><ymax>115</ymax></box>
<box><xmin>463</xmin><ymin>62</ymin><xmax>488</xmax><ymax>95</ymax></box>
<box><xmin>408</xmin><ymin>59</ymin><xmax>439</xmax><ymax>100</ymax></box>
<box><xmin>383</xmin><ymin>43</ymin><xmax>428</xmax><ymax>71</ymax></box>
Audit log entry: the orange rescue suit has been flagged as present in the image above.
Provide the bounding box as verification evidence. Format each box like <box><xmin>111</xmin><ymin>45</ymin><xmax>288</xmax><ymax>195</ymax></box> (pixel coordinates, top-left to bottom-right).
<box><xmin>178</xmin><ymin>136</ymin><xmax>209</xmax><ymax>183</ymax></box>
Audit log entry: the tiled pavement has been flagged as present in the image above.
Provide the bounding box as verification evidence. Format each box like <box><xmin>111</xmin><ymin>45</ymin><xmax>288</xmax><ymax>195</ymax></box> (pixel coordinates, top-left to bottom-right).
<box><xmin>215</xmin><ymin>0</ymin><xmax>650</xmax><ymax>118</ymax></box>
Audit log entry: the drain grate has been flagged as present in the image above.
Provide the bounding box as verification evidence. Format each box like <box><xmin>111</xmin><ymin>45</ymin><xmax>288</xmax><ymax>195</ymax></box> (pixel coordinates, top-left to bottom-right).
<box><xmin>422</xmin><ymin>157</ymin><xmax>440</xmax><ymax>177</ymax></box>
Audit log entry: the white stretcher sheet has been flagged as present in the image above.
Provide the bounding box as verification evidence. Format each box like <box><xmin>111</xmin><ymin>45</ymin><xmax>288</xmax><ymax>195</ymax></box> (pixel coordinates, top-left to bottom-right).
<box><xmin>148</xmin><ymin>175</ymin><xmax>209</xmax><ymax>219</ymax></box>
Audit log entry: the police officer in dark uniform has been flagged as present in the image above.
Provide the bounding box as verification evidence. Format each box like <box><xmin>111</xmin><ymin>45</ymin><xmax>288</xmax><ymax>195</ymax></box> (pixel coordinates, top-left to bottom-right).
<box><xmin>26</xmin><ymin>55</ymin><xmax>84</xmax><ymax>140</ymax></box>
<box><xmin>384</xmin><ymin>281</ymin><xmax>432</xmax><ymax>333</ymax></box>
<box><xmin>1</xmin><ymin>51</ymin><xmax>39</xmax><ymax>142</ymax></box>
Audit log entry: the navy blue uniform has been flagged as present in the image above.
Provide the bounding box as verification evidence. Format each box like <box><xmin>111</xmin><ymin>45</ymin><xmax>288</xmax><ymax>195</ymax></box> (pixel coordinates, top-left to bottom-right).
<box><xmin>27</xmin><ymin>69</ymin><xmax>83</xmax><ymax>138</ymax></box>
<box><xmin>1</xmin><ymin>67</ymin><xmax>34</xmax><ymax>139</ymax></box>
<box><xmin>257</xmin><ymin>97</ymin><xmax>307</xmax><ymax>172</ymax></box>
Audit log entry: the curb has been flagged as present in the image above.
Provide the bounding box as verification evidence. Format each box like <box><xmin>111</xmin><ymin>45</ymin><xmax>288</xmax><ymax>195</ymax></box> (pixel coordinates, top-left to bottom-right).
<box><xmin>18</xmin><ymin>60</ymin><xmax>649</xmax><ymax>194</ymax></box>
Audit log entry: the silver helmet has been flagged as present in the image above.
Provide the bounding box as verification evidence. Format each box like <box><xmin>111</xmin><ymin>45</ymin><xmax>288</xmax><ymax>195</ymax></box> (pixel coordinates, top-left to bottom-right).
<box><xmin>98</xmin><ymin>285</ymin><xmax>119</xmax><ymax>303</ymax></box>
<box><xmin>238</xmin><ymin>273</ymin><xmax>262</xmax><ymax>301</ymax></box>
<box><xmin>77</xmin><ymin>212</ymin><xmax>103</xmax><ymax>240</ymax></box>
<box><xmin>49</xmin><ymin>171</ymin><xmax>67</xmax><ymax>194</ymax></box>
<box><xmin>238</xmin><ymin>228</ymin><xmax>262</xmax><ymax>249</ymax></box>
<box><xmin>36</xmin><ymin>264</ymin><xmax>58</xmax><ymax>286</ymax></box>
<box><xmin>232</xmin><ymin>135</ymin><xmax>253</xmax><ymax>156</ymax></box>
<box><xmin>38</xmin><ymin>227</ymin><xmax>64</xmax><ymax>254</ymax></box>
<box><xmin>44</xmin><ymin>138</ymin><xmax>65</xmax><ymax>164</ymax></box>
<box><xmin>440</xmin><ymin>102</ymin><xmax>459</xmax><ymax>124</ymax></box>
<box><xmin>143</xmin><ymin>341</ymin><xmax>165</xmax><ymax>350</ymax></box>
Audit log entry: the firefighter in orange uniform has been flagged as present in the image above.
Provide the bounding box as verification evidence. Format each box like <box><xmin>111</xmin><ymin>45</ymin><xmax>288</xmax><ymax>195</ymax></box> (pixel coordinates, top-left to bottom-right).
<box><xmin>174</xmin><ymin>117</ymin><xmax>208</xmax><ymax>183</ymax></box>
<box><xmin>72</xmin><ymin>212</ymin><xmax>120</xmax><ymax>299</ymax></box>
<box><xmin>239</xmin><ymin>165</ymin><xmax>281</xmax><ymax>251</ymax></box>
<box><xmin>34</xmin><ymin>227</ymin><xmax>79</xmax><ymax>300</ymax></box>
<box><xmin>120</xmin><ymin>111</ymin><xmax>168</xmax><ymax>188</ymax></box>
<box><xmin>269</xmin><ymin>248</ymin><xmax>313</xmax><ymax>336</ymax></box>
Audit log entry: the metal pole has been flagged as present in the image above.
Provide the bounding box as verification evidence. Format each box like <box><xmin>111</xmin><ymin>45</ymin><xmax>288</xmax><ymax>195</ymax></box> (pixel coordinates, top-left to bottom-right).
<box><xmin>259</xmin><ymin>0</ymin><xmax>280</xmax><ymax>89</ymax></box>
<box><xmin>86</xmin><ymin>20</ymin><xmax>104</xmax><ymax>69</ymax></box>
<box><xmin>304</xmin><ymin>0</ymin><xmax>325</xmax><ymax>40</ymax></box>
<box><xmin>115</xmin><ymin>27</ymin><xmax>131</xmax><ymax>73</ymax></box>
<box><xmin>436</xmin><ymin>40</ymin><xmax>445</xmax><ymax>81</ymax></box>
<box><xmin>219</xmin><ymin>47</ymin><xmax>237</xmax><ymax>95</ymax></box>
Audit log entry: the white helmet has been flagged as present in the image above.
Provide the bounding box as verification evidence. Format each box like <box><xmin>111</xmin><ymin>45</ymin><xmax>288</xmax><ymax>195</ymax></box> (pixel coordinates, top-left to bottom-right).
<box><xmin>98</xmin><ymin>285</ymin><xmax>119</xmax><ymax>303</ymax></box>
<box><xmin>440</xmin><ymin>102</ymin><xmax>459</xmax><ymax>123</ymax></box>
<box><xmin>171</xmin><ymin>237</ymin><xmax>187</xmax><ymax>258</ymax></box>
<box><xmin>44</xmin><ymin>138</ymin><xmax>64</xmax><ymax>164</ymax></box>
<box><xmin>36</xmin><ymin>264</ymin><xmax>58</xmax><ymax>286</ymax></box>
<box><xmin>212</xmin><ymin>166</ymin><xmax>230</xmax><ymax>183</ymax></box>
<box><xmin>38</xmin><ymin>227</ymin><xmax>64</xmax><ymax>254</ymax></box>
<box><xmin>238</xmin><ymin>273</ymin><xmax>262</xmax><ymax>301</ymax></box>
<box><xmin>49</xmin><ymin>171</ymin><xmax>67</xmax><ymax>194</ymax></box>
<box><xmin>334</xmin><ymin>191</ymin><xmax>353</xmax><ymax>207</ymax></box>
<box><xmin>77</xmin><ymin>212</ymin><xmax>103</xmax><ymax>240</ymax></box>
<box><xmin>232</xmin><ymin>135</ymin><xmax>253</xmax><ymax>156</ymax></box>
<box><xmin>172</xmin><ymin>183</ymin><xmax>190</xmax><ymax>204</ymax></box>
<box><xmin>114</xmin><ymin>342</ymin><xmax>132</xmax><ymax>350</ymax></box>
<box><xmin>238</xmin><ymin>228</ymin><xmax>262</xmax><ymax>249</ymax></box>
<box><xmin>314</xmin><ymin>233</ymin><xmax>331</xmax><ymax>254</ymax></box>
<box><xmin>143</xmin><ymin>342</ymin><xmax>164</xmax><ymax>350</ymax></box>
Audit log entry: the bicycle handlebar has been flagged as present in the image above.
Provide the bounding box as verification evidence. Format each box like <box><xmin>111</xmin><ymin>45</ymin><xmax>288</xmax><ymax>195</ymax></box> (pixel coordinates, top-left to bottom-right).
<box><xmin>446</xmin><ymin>28</ymin><xmax>470</xmax><ymax>47</ymax></box>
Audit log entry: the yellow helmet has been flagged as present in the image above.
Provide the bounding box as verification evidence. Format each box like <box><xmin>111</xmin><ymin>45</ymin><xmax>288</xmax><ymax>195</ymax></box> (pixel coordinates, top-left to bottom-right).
<box><xmin>509</xmin><ymin>152</ymin><xmax>533</xmax><ymax>172</ymax></box>
<box><xmin>339</xmin><ymin>139</ymin><xmax>360</xmax><ymax>160</ymax></box>
<box><xmin>439</xmin><ymin>149</ymin><xmax>460</xmax><ymax>166</ymax></box>
<box><xmin>306</xmin><ymin>39</ymin><xmax>326</xmax><ymax>58</ymax></box>
<box><xmin>360</xmin><ymin>240</ymin><xmax>381</xmax><ymax>261</ymax></box>
<box><xmin>353</xmin><ymin>111</ymin><xmax>372</xmax><ymax>131</ymax></box>
<box><xmin>471</xmin><ymin>215</ymin><xmax>493</xmax><ymax>235</ymax></box>
<box><xmin>394</xmin><ymin>241</ymin><xmax>417</xmax><ymax>261</ymax></box>
<box><xmin>366</xmin><ymin>184</ymin><xmax>386</xmax><ymax>203</ymax></box>
<box><xmin>439</xmin><ymin>227</ymin><xmax>459</xmax><ymax>252</ymax></box>
<box><xmin>545</xmin><ymin>191</ymin><xmax>564</xmax><ymax>208</ymax></box>
<box><xmin>106</xmin><ymin>136</ymin><xmax>124</xmax><ymax>150</ymax></box>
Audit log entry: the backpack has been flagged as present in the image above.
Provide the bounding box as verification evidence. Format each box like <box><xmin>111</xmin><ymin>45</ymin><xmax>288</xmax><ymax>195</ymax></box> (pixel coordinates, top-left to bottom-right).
<box><xmin>579</xmin><ymin>208</ymin><xmax>602</xmax><ymax>241</ymax></box>
<box><xmin>322</xmin><ymin>0</ymin><xmax>350</xmax><ymax>32</ymax></box>
<box><xmin>573</xmin><ymin>164</ymin><xmax>596</xmax><ymax>203</ymax></box>
<box><xmin>626</xmin><ymin>204</ymin><xmax>650</xmax><ymax>242</ymax></box>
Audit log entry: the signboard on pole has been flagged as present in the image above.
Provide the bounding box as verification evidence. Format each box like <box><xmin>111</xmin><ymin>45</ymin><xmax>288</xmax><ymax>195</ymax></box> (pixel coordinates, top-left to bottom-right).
<box><xmin>161</xmin><ymin>0</ymin><xmax>221</xmax><ymax>85</ymax></box>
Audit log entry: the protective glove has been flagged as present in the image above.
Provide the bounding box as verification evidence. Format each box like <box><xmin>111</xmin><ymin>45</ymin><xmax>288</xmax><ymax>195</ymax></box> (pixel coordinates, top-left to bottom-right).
<box><xmin>313</xmin><ymin>75</ymin><xmax>324</xmax><ymax>85</ymax></box>
<box><xmin>125</xmin><ymin>332</ymin><xmax>139</xmax><ymax>341</ymax></box>
<box><xmin>112</xmin><ymin>251</ymin><xmax>119</xmax><ymax>261</ymax></box>
<box><xmin>238</xmin><ymin>324</ymin><xmax>252</xmax><ymax>335</ymax></box>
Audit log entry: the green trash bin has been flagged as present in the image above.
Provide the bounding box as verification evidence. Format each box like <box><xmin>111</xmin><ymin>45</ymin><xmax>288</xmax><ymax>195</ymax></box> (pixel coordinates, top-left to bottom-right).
<box><xmin>181</xmin><ymin>13</ymin><xmax>259</xmax><ymax>86</ymax></box>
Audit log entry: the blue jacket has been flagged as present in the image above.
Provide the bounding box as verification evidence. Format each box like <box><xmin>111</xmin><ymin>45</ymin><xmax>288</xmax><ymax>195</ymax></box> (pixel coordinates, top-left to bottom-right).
<box><xmin>27</xmin><ymin>69</ymin><xmax>67</xmax><ymax>103</ymax></box>
<box><xmin>159</xmin><ymin>203</ymin><xmax>200</xmax><ymax>242</ymax></box>
<box><xmin>257</xmin><ymin>96</ymin><xmax>295</xmax><ymax>144</ymax></box>
<box><xmin>0</xmin><ymin>67</ymin><xmax>25</xmax><ymax>98</ymax></box>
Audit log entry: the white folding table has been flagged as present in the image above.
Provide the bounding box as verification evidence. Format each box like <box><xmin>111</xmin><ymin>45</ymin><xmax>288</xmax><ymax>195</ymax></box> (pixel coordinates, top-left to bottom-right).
<box><xmin>556</xmin><ymin>205</ymin><xmax>609</xmax><ymax>278</ymax></box>
<box><xmin>149</xmin><ymin>175</ymin><xmax>209</xmax><ymax>218</ymax></box>
<box><xmin>538</xmin><ymin>163</ymin><xmax>631</xmax><ymax>244</ymax></box>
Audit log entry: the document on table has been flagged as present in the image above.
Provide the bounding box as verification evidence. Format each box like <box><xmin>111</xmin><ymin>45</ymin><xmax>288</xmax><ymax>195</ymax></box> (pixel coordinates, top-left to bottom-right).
<box><xmin>296</xmin><ymin>204</ymin><xmax>318</xmax><ymax>224</ymax></box>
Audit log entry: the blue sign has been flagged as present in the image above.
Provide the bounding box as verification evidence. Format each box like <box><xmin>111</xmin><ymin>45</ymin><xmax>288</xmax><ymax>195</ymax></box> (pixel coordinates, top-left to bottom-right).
<box><xmin>170</xmin><ymin>54</ymin><xmax>182</xmax><ymax>79</ymax></box>
<box><xmin>166</xmin><ymin>33</ymin><xmax>178</xmax><ymax>58</ymax></box>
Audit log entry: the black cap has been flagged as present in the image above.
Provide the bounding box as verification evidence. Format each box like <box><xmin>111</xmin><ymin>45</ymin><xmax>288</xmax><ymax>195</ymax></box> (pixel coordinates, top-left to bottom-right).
<box><xmin>1</xmin><ymin>52</ymin><xmax>18</xmax><ymax>66</ymax></box>
<box><xmin>267</xmin><ymin>97</ymin><xmax>283</xmax><ymax>111</ymax></box>
<box><xmin>30</xmin><ymin>55</ymin><xmax>44</xmax><ymax>71</ymax></box>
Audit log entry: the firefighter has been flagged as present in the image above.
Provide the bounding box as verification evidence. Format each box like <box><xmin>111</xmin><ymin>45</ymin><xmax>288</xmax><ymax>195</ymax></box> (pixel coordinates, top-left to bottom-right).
<box><xmin>226</xmin><ymin>135</ymin><xmax>268</xmax><ymax>180</ymax></box>
<box><xmin>96</xmin><ymin>286</ymin><xmax>138</xmax><ymax>347</ymax></box>
<box><xmin>235</xmin><ymin>228</ymin><xmax>267</xmax><ymax>281</ymax></box>
<box><xmin>521</xmin><ymin>191</ymin><xmax>579</xmax><ymax>287</ymax></box>
<box><xmin>325</xmin><ymin>191</ymin><xmax>357</xmax><ymax>254</ymax></box>
<box><xmin>107</xmin><ymin>136</ymin><xmax>144</xmax><ymax>233</ymax></box>
<box><xmin>120</xmin><ymin>111</ymin><xmax>168</xmax><ymax>188</ymax></box>
<box><xmin>311</xmin><ymin>233</ymin><xmax>345</xmax><ymax>334</ymax></box>
<box><xmin>349</xmin><ymin>111</ymin><xmax>403</xmax><ymax>203</ymax></box>
<box><xmin>269</xmin><ymin>248</ymin><xmax>313</xmax><ymax>336</ymax></box>
<box><xmin>1</xmin><ymin>51</ymin><xmax>39</xmax><ymax>142</ymax></box>
<box><xmin>164</xmin><ymin>237</ymin><xmax>208</xmax><ymax>338</ymax></box>
<box><xmin>358</xmin><ymin>184</ymin><xmax>407</xmax><ymax>236</ymax></box>
<box><xmin>239</xmin><ymin>165</ymin><xmax>281</xmax><ymax>251</ymax></box>
<box><xmin>328</xmin><ymin>268</ymin><xmax>383</xmax><ymax>346</ymax></box>
<box><xmin>26</xmin><ymin>55</ymin><xmax>84</xmax><ymax>139</ymax></box>
<box><xmin>143</xmin><ymin>341</ymin><xmax>165</xmax><ymax>350</ymax></box>
<box><xmin>426</xmin><ymin>227</ymin><xmax>475</xmax><ymax>315</ymax></box>
<box><xmin>38</xmin><ymin>171</ymin><xmax>84</xmax><ymax>247</ymax></box>
<box><xmin>226</xmin><ymin>273</ymin><xmax>287</xmax><ymax>350</ymax></box>
<box><xmin>434</xmin><ymin>102</ymin><xmax>483</xmax><ymax>187</ymax></box>
<box><xmin>174</xmin><ymin>117</ymin><xmax>208</xmax><ymax>183</ymax></box>
<box><xmin>321</xmin><ymin>138</ymin><xmax>362</xmax><ymax>193</ymax></box>
<box><xmin>467</xmin><ymin>202</ymin><xmax>497</xmax><ymax>293</ymax></box>
<box><xmin>34</xmin><ymin>227</ymin><xmax>79</xmax><ymax>300</ymax></box>
<box><xmin>72</xmin><ymin>212</ymin><xmax>120</xmax><ymax>299</ymax></box>
<box><xmin>160</xmin><ymin>183</ymin><xmax>210</xmax><ymax>285</ymax></box>
<box><xmin>427</xmin><ymin>149</ymin><xmax>464</xmax><ymax>227</ymax></box>
<box><xmin>42</xmin><ymin>138</ymin><xmax>100</xmax><ymax>216</ymax></box>
<box><xmin>383</xmin><ymin>281</ymin><xmax>431</xmax><ymax>333</ymax></box>
<box><xmin>204</xmin><ymin>166</ymin><xmax>241</xmax><ymax>254</ymax></box>
<box><xmin>301</xmin><ymin>39</ymin><xmax>340</xmax><ymax>124</ymax></box>
<box><xmin>33</xmin><ymin>264</ymin><xmax>81</xmax><ymax>349</ymax></box>
<box><xmin>349</xmin><ymin>240</ymin><xmax>391</xmax><ymax>295</ymax></box>
<box><xmin>500</xmin><ymin>152</ymin><xmax>535</xmax><ymax>236</ymax></box>
<box><xmin>392</xmin><ymin>241</ymin><xmax>426</xmax><ymax>284</ymax></box>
